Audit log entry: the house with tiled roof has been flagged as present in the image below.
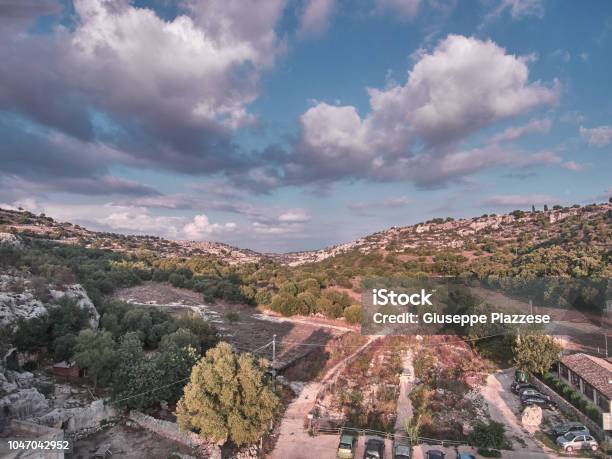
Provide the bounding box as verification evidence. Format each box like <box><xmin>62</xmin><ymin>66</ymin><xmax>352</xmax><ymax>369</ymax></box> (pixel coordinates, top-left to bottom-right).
<box><xmin>558</xmin><ymin>353</ymin><xmax>612</xmax><ymax>420</ymax></box>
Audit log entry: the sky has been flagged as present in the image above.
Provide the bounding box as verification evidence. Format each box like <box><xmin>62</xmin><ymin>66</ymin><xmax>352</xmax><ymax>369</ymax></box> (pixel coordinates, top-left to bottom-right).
<box><xmin>0</xmin><ymin>0</ymin><xmax>611</xmax><ymax>253</ymax></box>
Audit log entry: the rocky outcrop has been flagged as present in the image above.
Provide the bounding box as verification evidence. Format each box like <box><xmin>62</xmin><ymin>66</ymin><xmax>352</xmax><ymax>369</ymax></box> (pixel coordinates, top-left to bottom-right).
<box><xmin>0</xmin><ymin>232</ymin><xmax>21</xmax><ymax>246</ymax></box>
<box><xmin>0</xmin><ymin>275</ymin><xmax>99</xmax><ymax>329</ymax></box>
<box><xmin>37</xmin><ymin>399</ymin><xmax>118</xmax><ymax>437</ymax></box>
<box><xmin>0</xmin><ymin>387</ymin><xmax>50</xmax><ymax>421</ymax></box>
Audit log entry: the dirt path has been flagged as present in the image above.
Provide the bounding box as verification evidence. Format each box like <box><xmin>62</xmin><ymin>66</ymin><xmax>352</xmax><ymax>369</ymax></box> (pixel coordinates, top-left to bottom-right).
<box><xmin>268</xmin><ymin>336</ymin><xmax>380</xmax><ymax>459</ymax></box>
<box><xmin>394</xmin><ymin>350</ymin><xmax>414</xmax><ymax>435</ymax></box>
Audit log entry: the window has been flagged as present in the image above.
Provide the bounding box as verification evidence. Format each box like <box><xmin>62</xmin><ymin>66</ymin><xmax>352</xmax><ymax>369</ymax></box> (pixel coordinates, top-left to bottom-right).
<box><xmin>597</xmin><ymin>394</ymin><xmax>609</xmax><ymax>412</ymax></box>
<box><xmin>583</xmin><ymin>382</ymin><xmax>594</xmax><ymax>400</ymax></box>
<box><xmin>570</xmin><ymin>371</ymin><xmax>581</xmax><ymax>388</ymax></box>
<box><xmin>560</xmin><ymin>363</ymin><xmax>569</xmax><ymax>379</ymax></box>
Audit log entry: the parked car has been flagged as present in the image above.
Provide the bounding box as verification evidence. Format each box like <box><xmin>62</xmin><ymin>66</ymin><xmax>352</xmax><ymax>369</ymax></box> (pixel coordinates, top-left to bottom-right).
<box><xmin>518</xmin><ymin>388</ymin><xmax>548</xmax><ymax>398</ymax></box>
<box><xmin>556</xmin><ymin>432</ymin><xmax>599</xmax><ymax>452</ymax></box>
<box><xmin>425</xmin><ymin>450</ymin><xmax>445</xmax><ymax>459</ymax></box>
<box><xmin>511</xmin><ymin>381</ymin><xmax>536</xmax><ymax>394</ymax></box>
<box><xmin>393</xmin><ymin>443</ymin><xmax>411</xmax><ymax>459</ymax></box>
<box><xmin>520</xmin><ymin>395</ymin><xmax>556</xmax><ymax>409</ymax></box>
<box><xmin>456</xmin><ymin>454</ymin><xmax>476</xmax><ymax>459</ymax></box>
<box><xmin>364</xmin><ymin>437</ymin><xmax>385</xmax><ymax>459</ymax></box>
<box><xmin>551</xmin><ymin>422</ymin><xmax>589</xmax><ymax>437</ymax></box>
<box><xmin>337</xmin><ymin>433</ymin><xmax>357</xmax><ymax>458</ymax></box>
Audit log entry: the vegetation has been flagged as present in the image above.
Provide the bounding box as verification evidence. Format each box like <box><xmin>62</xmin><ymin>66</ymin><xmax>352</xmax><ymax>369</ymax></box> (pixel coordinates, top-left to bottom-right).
<box><xmin>176</xmin><ymin>342</ymin><xmax>279</xmax><ymax>446</ymax></box>
<box><xmin>513</xmin><ymin>335</ymin><xmax>562</xmax><ymax>376</ymax></box>
<box><xmin>542</xmin><ymin>373</ymin><xmax>603</xmax><ymax>426</ymax></box>
<box><xmin>468</xmin><ymin>421</ymin><xmax>510</xmax><ymax>450</ymax></box>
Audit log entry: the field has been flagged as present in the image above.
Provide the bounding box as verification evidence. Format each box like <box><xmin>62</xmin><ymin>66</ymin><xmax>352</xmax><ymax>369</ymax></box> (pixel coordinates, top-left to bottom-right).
<box><xmin>113</xmin><ymin>281</ymin><xmax>347</xmax><ymax>369</ymax></box>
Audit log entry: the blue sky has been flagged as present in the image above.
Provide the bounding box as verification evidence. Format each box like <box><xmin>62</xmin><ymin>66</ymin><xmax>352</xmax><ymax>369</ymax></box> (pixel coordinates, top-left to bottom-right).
<box><xmin>0</xmin><ymin>0</ymin><xmax>610</xmax><ymax>252</ymax></box>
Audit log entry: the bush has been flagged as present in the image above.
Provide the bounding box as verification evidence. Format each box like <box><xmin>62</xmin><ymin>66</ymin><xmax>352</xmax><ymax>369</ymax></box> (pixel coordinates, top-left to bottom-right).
<box><xmin>343</xmin><ymin>305</ymin><xmax>363</xmax><ymax>324</ymax></box>
<box><xmin>468</xmin><ymin>421</ymin><xmax>508</xmax><ymax>450</ymax></box>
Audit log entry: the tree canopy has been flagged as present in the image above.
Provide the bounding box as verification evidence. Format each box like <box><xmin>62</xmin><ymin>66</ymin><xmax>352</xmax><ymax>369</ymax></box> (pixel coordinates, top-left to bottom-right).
<box><xmin>176</xmin><ymin>342</ymin><xmax>279</xmax><ymax>446</ymax></box>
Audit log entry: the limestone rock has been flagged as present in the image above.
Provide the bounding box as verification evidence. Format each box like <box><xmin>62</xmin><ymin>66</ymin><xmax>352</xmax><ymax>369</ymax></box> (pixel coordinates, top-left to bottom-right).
<box><xmin>0</xmin><ymin>387</ymin><xmax>49</xmax><ymax>421</ymax></box>
<box><xmin>521</xmin><ymin>405</ymin><xmax>542</xmax><ymax>428</ymax></box>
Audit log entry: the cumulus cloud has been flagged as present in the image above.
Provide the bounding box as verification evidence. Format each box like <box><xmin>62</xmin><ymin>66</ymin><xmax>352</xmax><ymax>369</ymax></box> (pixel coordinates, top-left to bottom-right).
<box><xmin>374</xmin><ymin>0</ymin><xmax>421</xmax><ymax>20</ymax></box>
<box><xmin>482</xmin><ymin>194</ymin><xmax>556</xmax><ymax>207</ymax></box>
<box><xmin>182</xmin><ymin>214</ymin><xmax>237</xmax><ymax>239</ymax></box>
<box><xmin>298</xmin><ymin>0</ymin><xmax>335</xmax><ymax>38</ymax></box>
<box><xmin>290</xmin><ymin>35</ymin><xmax>559</xmax><ymax>187</ymax></box>
<box><xmin>492</xmin><ymin>118</ymin><xmax>551</xmax><ymax>143</ymax></box>
<box><xmin>580</xmin><ymin>125</ymin><xmax>612</xmax><ymax>147</ymax></box>
<box><xmin>0</xmin><ymin>0</ymin><xmax>289</xmax><ymax>188</ymax></box>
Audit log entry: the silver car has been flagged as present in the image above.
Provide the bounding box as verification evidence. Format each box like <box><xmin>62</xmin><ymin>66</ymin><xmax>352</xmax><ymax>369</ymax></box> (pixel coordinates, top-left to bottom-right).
<box><xmin>556</xmin><ymin>432</ymin><xmax>598</xmax><ymax>452</ymax></box>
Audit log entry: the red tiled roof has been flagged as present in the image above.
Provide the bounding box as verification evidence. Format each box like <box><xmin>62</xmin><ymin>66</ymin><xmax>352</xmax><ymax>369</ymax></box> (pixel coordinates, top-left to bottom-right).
<box><xmin>560</xmin><ymin>353</ymin><xmax>612</xmax><ymax>399</ymax></box>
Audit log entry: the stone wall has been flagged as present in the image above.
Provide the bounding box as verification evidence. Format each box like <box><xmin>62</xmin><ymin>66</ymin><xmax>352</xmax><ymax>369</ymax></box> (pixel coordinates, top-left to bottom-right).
<box><xmin>128</xmin><ymin>411</ymin><xmax>221</xmax><ymax>458</ymax></box>
<box><xmin>531</xmin><ymin>377</ymin><xmax>609</xmax><ymax>442</ymax></box>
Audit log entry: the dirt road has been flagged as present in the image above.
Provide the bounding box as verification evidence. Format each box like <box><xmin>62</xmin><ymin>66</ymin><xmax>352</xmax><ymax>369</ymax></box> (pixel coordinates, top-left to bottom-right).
<box><xmin>394</xmin><ymin>350</ymin><xmax>414</xmax><ymax>435</ymax></box>
<box><xmin>268</xmin><ymin>336</ymin><xmax>380</xmax><ymax>459</ymax></box>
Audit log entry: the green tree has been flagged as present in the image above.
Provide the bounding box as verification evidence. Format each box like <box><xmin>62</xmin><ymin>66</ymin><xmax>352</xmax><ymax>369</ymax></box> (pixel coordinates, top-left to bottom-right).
<box><xmin>513</xmin><ymin>334</ymin><xmax>561</xmax><ymax>376</ymax></box>
<box><xmin>176</xmin><ymin>342</ymin><xmax>279</xmax><ymax>446</ymax></box>
<box><xmin>111</xmin><ymin>333</ymin><xmax>163</xmax><ymax>409</ymax></box>
<box><xmin>53</xmin><ymin>333</ymin><xmax>76</xmax><ymax>362</ymax></box>
<box><xmin>74</xmin><ymin>330</ymin><xmax>117</xmax><ymax>388</ymax></box>
<box><xmin>254</xmin><ymin>288</ymin><xmax>271</xmax><ymax>305</ymax></box>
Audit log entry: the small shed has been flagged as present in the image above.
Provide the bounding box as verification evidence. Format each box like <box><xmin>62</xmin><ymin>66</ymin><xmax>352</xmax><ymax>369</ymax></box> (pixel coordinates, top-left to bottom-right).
<box><xmin>52</xmin><ymin>361</ymin><xmax>84</xmax><ymax>379</ymax></box>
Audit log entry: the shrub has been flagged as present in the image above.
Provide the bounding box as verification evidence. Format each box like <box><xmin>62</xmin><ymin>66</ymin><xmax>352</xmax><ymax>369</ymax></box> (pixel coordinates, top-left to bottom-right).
<box><xmin>468</xmin><ymin>421</ymin><xmax>508</xmax><ymax>450</ymax></box>
<box><xmin>343</xmin><ymin>305</ymin><xmax>363</xmax><ymax>324</ymax></box>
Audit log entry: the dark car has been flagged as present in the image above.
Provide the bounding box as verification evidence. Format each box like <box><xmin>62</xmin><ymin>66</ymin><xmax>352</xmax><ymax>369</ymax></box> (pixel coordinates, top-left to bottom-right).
<box><xmin>425</xmin><ymin>450</ymin><xmax>446</xmax><ymax>459</ymax></box>
<box><xmin>393</xmin><ymin>443</ymin><xmax>411</xmax><ymax>459</ymax></box>
<box><xmin>456</xmin><ymin>454</ymin><xmax>476</xmax><ymax>459</ymax></box>
<box><xmin>364</xmin><ymin>437</ymin><xmax>385</xmax><ymax>459</ymax></box>
<box><xmin>521</xmin><ymin>395</ymin><xmax>556</xmax><ymax>409</ymax></box>
<box><xmin>551</xmin><ymin>422</ymin><xmax>590</xmax><ymax>437</ymax></box>
<box><xmin>518</xmin><ymin>388</ymin><xmax>549</xmax><ymax>399</ymax></box>
<box><xmin>511</xmin><ymin>381</ymin><xmax>536</xmax><ymax>394</ymax></box>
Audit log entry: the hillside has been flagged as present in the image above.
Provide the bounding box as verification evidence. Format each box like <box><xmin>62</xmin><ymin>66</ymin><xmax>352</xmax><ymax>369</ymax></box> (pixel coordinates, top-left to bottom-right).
<box><xmin>1</xmin><ymin>203</ymin><xmax>611</xmax><ymax>268</ymax></box>
<box><xmin>0</xmin><ymin>208</ymin><xmax>262</xmax><ymax>264</ymax></box>
<box><xmin>275</xmin><ymin>203</ymin><xmax>612</xmax><ymax>266</ymax></box>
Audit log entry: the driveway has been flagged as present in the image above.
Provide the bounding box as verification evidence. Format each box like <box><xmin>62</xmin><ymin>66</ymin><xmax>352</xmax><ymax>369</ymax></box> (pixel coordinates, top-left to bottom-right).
<box><xmin>479</xmin><ymin>369</ymin><xmax>560</xmax><ymax>458</ymax></box>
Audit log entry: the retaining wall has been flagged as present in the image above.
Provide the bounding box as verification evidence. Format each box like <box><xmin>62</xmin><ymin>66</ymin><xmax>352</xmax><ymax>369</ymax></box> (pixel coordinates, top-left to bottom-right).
<box><xmin>128</xmin><ymin>411</ymin><xmax>221</xmax><ymax>458</ymax></box>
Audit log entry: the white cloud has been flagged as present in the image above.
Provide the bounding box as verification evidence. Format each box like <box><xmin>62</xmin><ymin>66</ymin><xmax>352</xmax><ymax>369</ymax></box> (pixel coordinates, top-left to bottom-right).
<box><xmin>298</xmin><ymin>0</ymin><xmax>335</xmax><ymax>38</ymax></box>
<box><xmin>492</xmin><ymin>118</ymin><xmax>551</xmax><ymax>143</ymax></box>
<box><xmin>483</xmin><ymin>194</ymin><xmax>556</xmax><ymax>207</ymax></box>
<box><xmin>182</xmin><ymin>214</ymin><xmax>237</xmax><ymax>239</ymax></box>
<box><xmin>374</xmin><ymin>0</ymin><xmax>421</xmax><ymax>20</ymax></box>
<box><xmin>580</xmin><ymin>125</ymin><xmax>612</xmax><ymax>147</ymax></box>
<box><xmin>560</xmin><ymin>161</ymin><xmax>585</xmax><ymax>172</ymax></box>
<box><xmin>295</xmin><ymin>35</ymin><xmax>559</xmax><ymax>185</ymax></box>
<box><xmin>488</xmin><ymin>0</ymin><xmax>544</xmax><ymax>20</ymax></box>
<box><xmin>68</xmin><ymin>0</ymin><xmax>287</xmax><ymax>130</ymax></box>
<box><xmin>278</xmin><ymin>209</ymin><xmax>311</xmax><ymax>223</ymax></box>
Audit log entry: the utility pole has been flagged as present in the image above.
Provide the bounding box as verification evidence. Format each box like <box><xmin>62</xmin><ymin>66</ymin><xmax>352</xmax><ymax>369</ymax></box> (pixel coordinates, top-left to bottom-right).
<box><xmin>272</xmin><ymin>334</ymin><xmax>277</xmax><ymax>380</ymax></box>
<box><xmin>272</xmin><ymin>334</ymin><xmax>276</xmax><ymax>365</ymax></box>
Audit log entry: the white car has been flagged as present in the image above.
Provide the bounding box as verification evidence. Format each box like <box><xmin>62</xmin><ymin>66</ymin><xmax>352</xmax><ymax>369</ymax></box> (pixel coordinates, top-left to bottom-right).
<box><xmin>556</xmin><ymin>432</ymin><xmax>598</xmax><ymax>452</ymax></box>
